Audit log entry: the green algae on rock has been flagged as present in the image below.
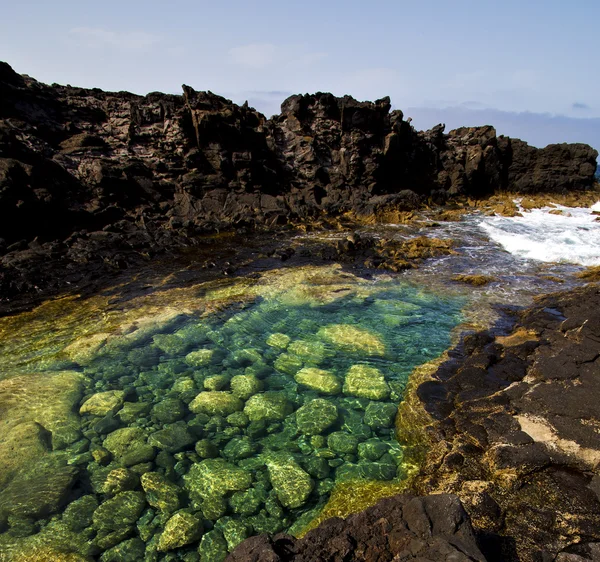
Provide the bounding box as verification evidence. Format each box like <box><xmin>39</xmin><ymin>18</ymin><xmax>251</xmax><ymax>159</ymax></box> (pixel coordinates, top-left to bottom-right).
<box><xmin>0</xmin><ymin>264</ymin><xmax>466</xmax><ymax>560</ymax></box>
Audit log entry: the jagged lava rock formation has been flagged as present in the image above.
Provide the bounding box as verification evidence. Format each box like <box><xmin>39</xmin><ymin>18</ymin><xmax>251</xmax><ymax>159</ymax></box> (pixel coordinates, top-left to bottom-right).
<box><xmin>0</xmin><ymin>60</ymin><xmax>597</xmax><ymax>301</ymax></box>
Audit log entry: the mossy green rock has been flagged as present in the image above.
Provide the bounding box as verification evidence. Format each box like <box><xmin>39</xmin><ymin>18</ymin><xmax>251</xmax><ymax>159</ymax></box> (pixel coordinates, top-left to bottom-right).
<box><xmin>358</xmin><ymin>439</ymin><xmax>390</xmax><ymax>461</ymax></box>
<box><xmin>229</xmin><ymin>487</ymin><xmax>265</xmax><ymax>516</ymax></box>
<box><xmin>103</xmin><ymin>427</ymin><xmax>156</xmax><ymax>467</ymax></box>
<box><xmin>148</xmin><ymin>421</ymin><xmax>195</xmax><ymax>453</ymax></box>
<box><xmin>204</xmin><ymin>374</ymin><xmax>230</xmax><ymax>391</ymax></box>
<box><xmin>296</xmin><ymin>399</ymin><xmax>338</xmax><ymax>435</ymax></box>
<box><xmin>185</xmin><ymin>349</ymin><xmax>215</xmax><ymax>367</ymax></box>
<box><xmin>189</xmin><ymin>391</ymin><xmax>243</xmax><ymax>416</ymax></box>
<box><xmin>62</xmin><ymin>494</ymin><xmax>99</xmax><ymax>531</ymax></box>
<box><xmin>158</xmin><ymin>510</ymin><xmax>203</xmax><ymax>551</ymax></box>
<box><xmin>226</xmin><ymin>411</ymin><xmax>250</xmax><ymax>427</ymax></box>
<box><xmin>223</xmin><ymin>436</ymin><xmax>258</xmax><ymax>461</ymax></box>
<box><xmin>102</xmin><ymin>468</ymin><xmax>139</xmax><ymax>495</ymax></box>
<box><xmin>327</xmin><ymin>431</ymin><xmax>359</xmax><ymax>454</ymax></box>
<box><xmin>266</xmin><ymin>333</ymin><xmax>290</xmax><ymax>349</ymax></box>
<box><xmin>232</xmin><ymin>348</ymin><xmax>263</xmax><ymax>366</ymax></box>
<box><xmin>92</xmin><ymin>491</ymin><xmax>147</xmax><ymax>531</ymax></box>
<box><xmin>318</xmin><ymin>324</ymin><xmax>386</xmax><ymax>356</ymax></box>
<box><xmin>117</xmin><ymin>401</ymin><xmax>152</xmax><ymax>424</ymax></box>
<box><xmin>266</xmin><ymin>454</ymin><xmax>314</xmax><ymax>509</ymax></box>
<box><xmin>294</xmin><ymin>367</ymin><xmax>341</xmax><ymax>395</ymax></box>
<box><xmin>151</xmin><ymin>398</ymin><xmax>187</xmax><ymax>424</ymax></box>
<box><xmin>364</xmin><ymin>402</ymin><xmax>397</xmax><ymax>429</ymax></box>
<box><xmin>287</xmin><ymin>339</ymin><xmax>330</xmax><ymax>364</ymax></box>
<box><xmin>185</xmin><ymin>459</ymin><xmax>253</xmax><ymax>502</ymax></box>
<box><xmin>219</xmin><ymin>517</ymin><xmax>252</xmax><ymax>551</ymax></box>
<box><xmin>140</xmin><ymin>472</ymin><xmax>181</xmax><ymax>512</ymax></box>
<box><xmin>80</xmin><ymin>390</ymin><xmax>125</xmax><ymax>416</ymax></box>
<box><xmin>273</xmin><ymin>353</ymin><xmax>303</xmax><ymax>375</ymax></box>
<box><xmin>198</xmin><ymin>529</ymin><xmax>228</xmax><ymax>562</ymax></box>
<box><xmin>230</xmin><ymin>374</ymin><xmax>263</xmax><ymax>400</ymax></box>
<box><xmin>195</xmin><ymin>439</ymin><xmax>219</xmax><ymax>459</ymax></box>
<box><xmin>199</xmin><ymin>493</ymin><xmax>228</xmax><ymax>520</ymax></box>
<box><xmin>243</xmin><ymin>391</ymin><xmax>292</xmax><ymax>422</ymax></box>
<box><xmin>99</xmin><ymin>537</ymin><xmax>146</xmax><ymax>562</ymax></box>
<box><xmin>343</xmin><ymin>364</ymin><xmax>390</xmax><ymax>400</ymax></box>
<box><xmin>153</xmin><ymin>333</ymin><xmax>190</xmax><ymax>356</ymax></box>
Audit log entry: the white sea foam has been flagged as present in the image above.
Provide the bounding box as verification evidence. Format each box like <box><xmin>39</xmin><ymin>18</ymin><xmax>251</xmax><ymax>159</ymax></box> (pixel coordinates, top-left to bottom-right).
<box><xmin>478</xmin><ymin>202</ymin><xmax>600</xmax><ymax>266</ymax></box>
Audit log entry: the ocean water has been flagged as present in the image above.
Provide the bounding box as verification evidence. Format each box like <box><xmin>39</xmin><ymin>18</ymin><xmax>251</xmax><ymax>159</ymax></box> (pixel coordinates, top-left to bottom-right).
<box><xmin>0</xmin><ymin>266</ymin><xmax>465</xmax><ymax>560</ymax></box>
<box><xmin>478</xmin><ymin>202</ymin><xmax>600</xmax><ymax>266</ymax></box>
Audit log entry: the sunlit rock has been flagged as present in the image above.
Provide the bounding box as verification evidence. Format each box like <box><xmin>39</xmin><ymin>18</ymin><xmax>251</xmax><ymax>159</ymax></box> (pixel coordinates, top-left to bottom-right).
<box><xmin>189</xmin><ymin>391</ymin><xmax>243</xmax><ymax>416</ymax></box>
<box><xmin>327</xmin><ymin>431</ymin><xmax>359</xmax><ymax>454</ymax></box>
<box><xmin>243</xmin><ymin>391</ymin><xmax>292</xmax><ymax>422</ymax></box>
<box><xmin>184</xmin><ymin>459</ymin><xmax>253</xmax><ymax>505</ymax></box>
<box><xmin>92</xmin><ymin>491</ymin><xmax>147</xmax><ymax>532</ymax></box>
<box><xmin>80</xmin><ymin>390</ymin><xmax>125</xmax><ymax>417</ymax></box>
<box><xmin>296</xmin><ymin>399</ymin><xmax>338</xmax><ymax>435</ymax></box>
<box><xmin>287</xmin><ymin>339</ymin><xmax>331</xmax><ymax>364</ymax></box>
<box><xmin>102</xmin><ymin>427</ymin><xmax>156</xmax><ymax>467</ymax></box>
<box><xmin>266</xmin><ymin>332</ymin><xmax>290</xmax><ymax>349</ymax></box>
<box><xmin>294</xmin><ymin>367</ymin><xmax>341</xmax><ymax>395</ymax></box>
<box><xmin>158</xmin><ymin>510</ymin><xmax>203</xmax><ymax>551</ymax></box>
<box><xmin>230</xmin><ymin>374</ymin><xmax>263</xmax><ymax>400</ymax></box>
<box><xmin>184</xmin><ymin>349</ymin><xmax>215</xmax><ymax>367</ymax></box>
<box><xmin>343</xmin><ymin>364</ymin><xmax>390</xmax><ymax>400</ymax></box>
<box><xmin>102</xmin><ymin>468</ymin><xmax>139</xmax><ymax>495</ymax></box>
<box><xmin>317</xmin><ymin>324</ymin><xmax>386</xmax><ymax>356</ymax></box>
<box><xmin>273</xmin><ymin>353</ymin><xmax>303</xmax><ymax>375</ymax></box>
<box><xmin>266</xmin><ymin>453</ymin><xmax>314</xmax><ymax>509</ymax></box>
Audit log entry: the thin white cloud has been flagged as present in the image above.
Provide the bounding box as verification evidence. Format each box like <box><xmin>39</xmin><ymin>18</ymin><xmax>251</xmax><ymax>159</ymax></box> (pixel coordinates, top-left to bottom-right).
<box><xmin>69</xmin><ymin>27</ymin><xmax>161</xmax><ymax>51</ymax></box>
<box><xmin>228</xmin><ymin>43</ymin><xmax>327</xmax><ymax>70</ymax></box>
<box><xmin>229</xmin><ymin>43</ymin><xmax>278</xmax><ymax>69</ymax></box>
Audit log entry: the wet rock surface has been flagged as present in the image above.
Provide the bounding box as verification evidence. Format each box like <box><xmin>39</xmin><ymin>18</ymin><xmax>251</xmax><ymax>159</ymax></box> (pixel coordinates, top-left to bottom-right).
<box><xmin>410</xmin><ymin>284</ymin><xmax>600</xmax><ymax>561</ymax></box>
<box><xmin>226</xmin><ymin>493</ymin><xmax>486</xmax><ymax>561</ymax></box>
<box><xmin>0</xmin><ymin>60</ymin><xmax>597</xmax><ymax>309</ymax></box>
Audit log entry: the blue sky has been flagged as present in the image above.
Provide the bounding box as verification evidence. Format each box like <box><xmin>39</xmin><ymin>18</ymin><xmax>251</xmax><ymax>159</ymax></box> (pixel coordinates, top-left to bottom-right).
<box><xmin>1</xmin><ymin>0</ymin><xmax>598</xmax><ymax>149</ymax></box>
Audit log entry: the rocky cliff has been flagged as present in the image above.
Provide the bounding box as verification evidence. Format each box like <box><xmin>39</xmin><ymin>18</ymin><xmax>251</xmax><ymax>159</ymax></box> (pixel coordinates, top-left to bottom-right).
<box><xmin>0</xmin><ymin>60</ymin><xmax>598</xmax><ymax>303</ymax></box>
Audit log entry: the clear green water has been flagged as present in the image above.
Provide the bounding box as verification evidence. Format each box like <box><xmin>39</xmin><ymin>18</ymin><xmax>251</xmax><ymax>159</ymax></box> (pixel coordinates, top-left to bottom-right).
<box><xmin>0</xmin><ymin>267</ymin><xmax>465</xmax><ymax>561</ymax></box>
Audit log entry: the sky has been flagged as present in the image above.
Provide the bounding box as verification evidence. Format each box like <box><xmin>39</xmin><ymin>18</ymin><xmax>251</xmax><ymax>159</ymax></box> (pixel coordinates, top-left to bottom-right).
<box><xmin>1</xmin><ymin>0</ymin><xmax>598</xmax><ymax>150</ymax></box>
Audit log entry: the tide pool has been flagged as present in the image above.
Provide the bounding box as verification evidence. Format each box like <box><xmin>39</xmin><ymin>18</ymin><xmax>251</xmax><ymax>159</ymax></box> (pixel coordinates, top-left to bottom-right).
<box><xmin>0</xmin><ymin>265</ymin><xmax>465</xmax><ymax>561</ymax></box>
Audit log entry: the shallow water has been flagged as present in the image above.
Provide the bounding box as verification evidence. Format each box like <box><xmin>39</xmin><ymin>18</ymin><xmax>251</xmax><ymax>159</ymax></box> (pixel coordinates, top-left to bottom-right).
<box><xmin>1</xmin><ymin>201</ymin><xmax>600</xmax><ymax>561</ymax></box>
<box><xmin>0</xmin><ymin>266</ymin><xmax>465</xmax><ymax>561</ymax></box>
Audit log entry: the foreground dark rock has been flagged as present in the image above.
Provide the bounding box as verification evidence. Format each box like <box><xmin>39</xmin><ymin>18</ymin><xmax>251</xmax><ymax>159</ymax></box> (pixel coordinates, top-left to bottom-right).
<box><xmin>0</xmin><ymin>61</ymin><xmax>597</xmax><ymax>307</ymax></box>
<box><xmin>226</xmin><ymin>493</ymin><xmax>486</xmax><ymax>562</ymax></box>
<box><xmin>412</xmin><ymin>284</ymin><xmax>600</xmax><ymax>561</ymax></box>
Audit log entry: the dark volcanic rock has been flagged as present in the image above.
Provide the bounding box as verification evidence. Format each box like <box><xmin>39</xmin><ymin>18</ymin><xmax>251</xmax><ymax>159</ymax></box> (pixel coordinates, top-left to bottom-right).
<box><xmin>410</xmin><ymin>285</ymin><xmax>600</xmax><ymax>562</ymax></box>
<box><xmin>226</xmin><ymin>493</ymin><xmax>486</xmax><ymax>562</ymax></box>
<box><xmin>0</xmin><ymin>60</ymin><xmax>597</xmax><ymax>305</ymax></box>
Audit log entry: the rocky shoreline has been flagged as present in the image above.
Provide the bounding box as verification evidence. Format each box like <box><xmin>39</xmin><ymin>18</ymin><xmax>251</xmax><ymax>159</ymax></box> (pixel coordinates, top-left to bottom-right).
<box><xmin>0</xmin><ymin>61</ymin><xmax>597</xmax><ymax>312</ymax></box>
<box><xmin>1</xmin><ymin>62</ymin><xmax>600</xmax><ymax>562</ymax></box>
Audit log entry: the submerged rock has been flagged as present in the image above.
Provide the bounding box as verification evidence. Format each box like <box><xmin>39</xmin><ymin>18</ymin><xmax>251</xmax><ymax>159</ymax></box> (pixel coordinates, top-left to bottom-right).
<box><xmin>296</xmin><ymin>399</ymin><xmax>338</xmax><ymax>435</ymax></box>
<box><xmin>230</xmin><ymin>374</ymin><xmax>263</xmax><ymax>400</ymax></box>
<box><xmin>92</xmin><ymin>491</ymin><xmax>147</xmax><ymax>532</ymax></box>
<box><xmin>294</xmin><ymin>367</ymin><xmax>341</xmax><ymax>395</ymax></box>
<box><xmin>265</xmin><ymin>454</ymin><xmax>314</xmax><ymax>509</ymax></box>
<box><xmin>318</xmin><ymin>324</ymin><xmax>386</xmax><ymax>356</ymax></box>
<box><xmin>189</xmin><ymin>391</ymin><xmax>244</xmax><ymax>416</ymax></box>
<box><xmin>80</xmin><ymin>390</ymin><xmax>125</xmax><ymax>417</ymax></box>
<box><xmin>266</xmin><ymin>333</ymin><xmax>291</xmax><ymax>350</ymax></box>
<box><xmin>343</xmin><ymin>364</ymin><xmax>390</xmax><ymax>400</ymax></box>
<box><xmin>185</xmin><ymin>349</ymin><xmax>215</xmax><ymax>367</ymax></box>
<box><xmin>184</xmin><ymin>459</ymin><xmax>253</xmax><ymax>502</ymax></box>
<box><xmin>140</xmin><ymin>472</ymin><xmax>181</xmax><ymax>512</ymax></box>
<box><xmin>243</xmin><ymin>391</ymin><xmax>292</xmax><ymax>422</ymax></box>
<box><xmin>157</xmin><ymin>510</ymin><xmax>203</xmax><ymax>551</ymax></box>
<box><xmin>103</xmin><ymin>427</ymin><xmax>156</xmax><ymax>466</ymax></box>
